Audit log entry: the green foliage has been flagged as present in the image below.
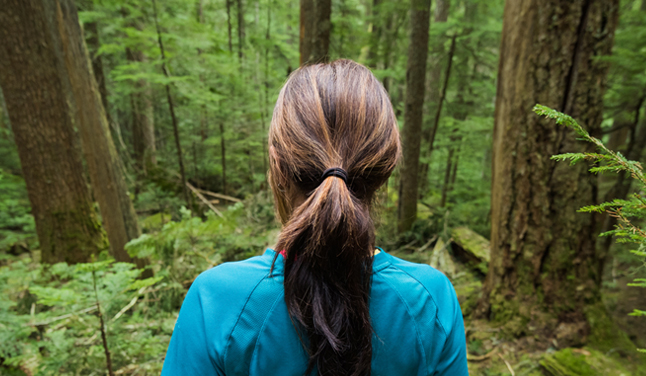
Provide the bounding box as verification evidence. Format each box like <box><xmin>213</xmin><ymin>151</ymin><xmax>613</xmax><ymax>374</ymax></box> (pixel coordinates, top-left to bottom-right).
<box><xmin>126</xmin><ymin>191</ymin><xmax>277</xmax><ymax>310</ymax></box>
<box><xmin>0</xmin><ymin>169</ymin><xmax>36</xmax><ymax>252</ymax></box>
<box><xmin>0</xmin><ymin>191</ymin><xmax>277</xmax><ymax>374</ymax></box>
<box><xmin>536</xmin><ymin>105</ymin><xmax>646</xmax><ymax>351</ymax></box>
<box><xmin>0</xmin><ymin>254</ymin><xmax>170</xmax><ymax>375</ymax></box>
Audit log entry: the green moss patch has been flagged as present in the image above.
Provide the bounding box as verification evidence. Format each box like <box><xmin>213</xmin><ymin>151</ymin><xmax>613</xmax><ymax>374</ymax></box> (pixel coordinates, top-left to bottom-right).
<box><xmin>540</xmin><ymin>347</ymin><xmax>634</xmax><ymax>376</ymax></box>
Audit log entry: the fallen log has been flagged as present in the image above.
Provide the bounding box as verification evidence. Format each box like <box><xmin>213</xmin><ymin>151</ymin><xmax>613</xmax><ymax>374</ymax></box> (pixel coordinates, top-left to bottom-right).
<box><xmin>450</xmin><ymin>227</ymin><xmax>490</xmax><ymax>275</ymax></box>
<box><xmin>429</xmin><ymin>238</ymin><xmax>456</xmax><ymax>277</ymax></box>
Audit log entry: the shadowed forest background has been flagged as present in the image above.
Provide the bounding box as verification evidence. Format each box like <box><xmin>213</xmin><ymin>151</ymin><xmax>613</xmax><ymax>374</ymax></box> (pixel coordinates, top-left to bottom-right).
<box><xmin>0</xmin><ymin>0</ymin><xmax>645</xmax><ymax>375</ymax></box>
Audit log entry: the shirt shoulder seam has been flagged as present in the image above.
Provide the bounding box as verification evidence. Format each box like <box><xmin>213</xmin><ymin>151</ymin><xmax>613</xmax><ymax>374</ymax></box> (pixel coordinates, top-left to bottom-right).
<box><xmin>375</xmin><ymin>272</ymin><xmax>428</xmax><ymax>368</ymax></box>
<box><xmin>387</xmin><ymin>264</ymin><xmax>449</xmax><ymax>338</ymax></box>
<box><xmin>249</xmin><ymin>290</ymin><xmax>287</xmax><ymax>374</ymax></box>
<box><xmin>222</xmin><ymin>272</ymin><xmax>271</xmax><ymax>372</ymax></box>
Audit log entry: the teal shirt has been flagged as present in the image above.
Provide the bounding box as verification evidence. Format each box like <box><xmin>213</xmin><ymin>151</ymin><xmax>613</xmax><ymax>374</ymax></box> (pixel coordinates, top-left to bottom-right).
<box><xmin>161</xmin><ymin>249</ymin><xmax>469</xmax><ymax>375</ymax></box>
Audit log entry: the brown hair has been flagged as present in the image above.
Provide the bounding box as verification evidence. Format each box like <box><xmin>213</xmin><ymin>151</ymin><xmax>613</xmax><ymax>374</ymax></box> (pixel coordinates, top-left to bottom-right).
<box><xmin>268</xmin><ymin>59</ymin><xmax>400</xmax><ymax>376</ymax></box>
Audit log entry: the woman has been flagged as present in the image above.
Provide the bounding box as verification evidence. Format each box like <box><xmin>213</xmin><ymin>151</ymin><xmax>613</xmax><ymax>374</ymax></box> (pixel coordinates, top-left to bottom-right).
<box><xmin>161</xmin><ymin>60</ymin><xmax>468</xmax><ymax>376</ymax></box>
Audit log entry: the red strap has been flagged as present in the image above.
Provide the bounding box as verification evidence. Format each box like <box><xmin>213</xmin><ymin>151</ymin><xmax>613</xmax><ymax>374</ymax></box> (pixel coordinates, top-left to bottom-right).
<box><xmin>279</xmin><ymin>249</ymin><xmax>287</xmax><ymax>258</ymax></box>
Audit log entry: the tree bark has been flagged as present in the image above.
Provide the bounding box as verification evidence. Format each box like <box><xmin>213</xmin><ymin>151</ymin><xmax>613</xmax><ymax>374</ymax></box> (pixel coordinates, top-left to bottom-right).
<box><xmin>46</xmin><ymin>0</ymin><xmax>148</xmax><ymax>270</ymax></box>
<box><xmin>126</xmin><ymin>46</ymin><xmax>156</xmax><ymax>174</ymax></box>
<box><xmin>0</xmin><ymin>0</ymin><xmax>108</xmax><ymax>264</ymax></box>
<box><xmin>311</xmin><ymin>0</ymin><xmax>331</xmax><ymax>63</ymax></box>
<box><xmin>299</xmin><ymin>0</ymin><xmax>315</xmax><ymax>66</ymax></box>
<box><xmin>477</xmin><ymin>0</ymin><xmax>619</xmax><ymax>346</ymax></box>
<box><xmin>84</xmin><ymin>21</ymin><xmax>111</xmax><ymax>126</ymax></box>
<box><xmin>397</xmin><ymin>0</ymin><xmax>431</xmax><ymax>233</ymax></box>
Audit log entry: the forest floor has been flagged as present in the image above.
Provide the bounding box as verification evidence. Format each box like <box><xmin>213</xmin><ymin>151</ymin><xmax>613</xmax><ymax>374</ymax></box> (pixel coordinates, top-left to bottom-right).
<box><xmin>391</xmin><ymin>242</ymin><xmax>646</xmax><ymax>376</ymax></box>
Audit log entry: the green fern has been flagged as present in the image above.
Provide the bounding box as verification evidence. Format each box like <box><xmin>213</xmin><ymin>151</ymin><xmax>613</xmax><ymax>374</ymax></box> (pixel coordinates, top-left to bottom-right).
<box><xmin>536</xmin><ymin>104</ymin><xmax>646</xmax><ymax>352</ymax></box>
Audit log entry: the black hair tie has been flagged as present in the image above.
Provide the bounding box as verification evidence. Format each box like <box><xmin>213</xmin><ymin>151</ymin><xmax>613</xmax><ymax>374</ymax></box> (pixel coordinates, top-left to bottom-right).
<box><xmin>320</xmin><ymin>167</ymin><xmax>348</xmax><ymax>185</ymax></box>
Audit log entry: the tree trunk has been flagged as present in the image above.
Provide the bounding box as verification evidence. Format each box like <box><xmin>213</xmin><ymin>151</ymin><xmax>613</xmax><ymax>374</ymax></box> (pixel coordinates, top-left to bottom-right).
<box><xmin>477</xmin><ymin>0</ymin><xmax>619</xmax><ymax>347</ymax></box>
<box><xmin>397</xmin><ymin>0</ymin><xmax>431</xmax><ymax>233</ymax></box>
<box><xmin>84</xmin><ymin>21</ymin><xmax>111</xmax><ymax>126</ymax></box>
<box><xmin>449</xmin><ymin>143</ymin><xmax>459</xmax><ymax>190</ymax></box>
<box><xmin>152</xmin><ymin>0</ymin><xmax>190</xmax><ymax>208</ymax></box>
<box><xmin>237</xmin><ymin>0</ymin><xmax>245</xmax><ymax>62</ymax></box>
<box><xmin>46</xmin><ymin>0</ymin><xmax>148</xmax><ymax>270</ymax></box>
<box><xmin>381</xmin><ymin>11</ymin><xmax>404</xmax><ymax>94</ymax></box>
<box><xmin>425</xmin><ymin>33</ymin><xmax>456</xmax><ymax>158</ymax></box>
<box><xmin>299</xmin><ymin>0</ymin><xmax>314</xmax><ymax>66</ymax></box>
<box><xmin>0</xmin><ymin>0</ymin><xmax>107</xmax><ymax>264</ymax></box>
<box><xmin>226</xmin><ymin>0</ymin><xmax>233</xmax><ymax>53</ymax></box>
<box><xmin>366</xmin><ymin>0</ymin><xmax>382</xmax><ymax>68</ymax></box>
<box><xmin>439</xmin><ymin>146</ymin><xmax>454</xmax><ymax>208</ymax></box>
<box><xmin>126</xmin><ymin>47</ymin><xmax>156</xmax><ymax>174</ymax></box>
<box><xmin>425</xmin><ymin>0</ymin><xmax>450</xmax><ymax>126</ymax></box>
<box><xmin>220</xmin><ymin>121</ymin><xmax>227</xmax><ymax>195</ymax></box>
<box><xmin>310</xmin><ymin>0</ymin><xmax>331</xmax><ymax>63</ymax></box>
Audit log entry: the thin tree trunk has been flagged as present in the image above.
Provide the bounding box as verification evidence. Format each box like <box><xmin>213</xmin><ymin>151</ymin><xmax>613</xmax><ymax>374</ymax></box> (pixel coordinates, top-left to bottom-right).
<box><xmin>220</xmin><ymin>121</ymin><xmax>227</xmax><ymax>195</ymax></box>
<box><xmin>0</xmin><ymin>0</ymin><xmax>107</xmax><ymax>264</ymax></box>
<box><xmin>366</xmin><ymin>0</ymin><xmax>382</xmax><ymax>68</ymax></box>
<box><xmin>151</xmin><ymin>0</ymin><xmax>190</xmax><ymax>208</ymax></box>
<box><xmin>449</xmin><ymin>143</ymin><xmax>460</xmax><ymax>190</ymax></box>
<box><xmin>197</xmin><ymin>1</ymin><xmax>208</xmax><ymax>143</ymax></box>
<box><xmin>299</xmin><ymin>0</ymin><xmax>314</xmax><ymax>66</ymax></box>
<box><xmin>477</xmin><ymin>0</ymin><xmax>619</xmax><ymax>347</ymax></box>
<box><xmin>237</xmin><ymin>0</ymin><xmax>245</xmax><ymax>62</ymax></box>
<box><xmin>426</xmin><ymin>33</ymin><xmax>457</xmax><ymax>157</ymax></box>
<box><xmin>397</xmin><ymin>0</ymin><xmax>431</xmax><ymax>233</ymax></box>
<box><xmin>381</xmin><ymin>12</ymin><xmax>403</xmax><ymax>94</ymax></box>
<box><xmin>126</xmin><ymin>47</ymin><xmax>156</xmax><ymax>174</ymax></box>
<box><xmin>226</xmin><ymin>0</ymin><xmax>233</xmax><ymax>53</ymax></box>
<box><xmin>262</xmin><ymin>1</ymin><xmax>272</xmax><ymax>178</ymax></box>
<box><xmin>425</xmin><ymin>0</ymin><xmax>450</xmax><ymax>125</ymax></box>
<box><xmin>439</xmin><ymin>147</ymin><xmax>454</xmax><ymax>208</ymax></box>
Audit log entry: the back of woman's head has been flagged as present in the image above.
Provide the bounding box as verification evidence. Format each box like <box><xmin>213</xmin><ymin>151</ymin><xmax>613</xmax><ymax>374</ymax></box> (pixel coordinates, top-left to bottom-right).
<box><xmin>268</xmin><ymin>60</ymin><xmax>400</xmax><ymax>376</ymax></box>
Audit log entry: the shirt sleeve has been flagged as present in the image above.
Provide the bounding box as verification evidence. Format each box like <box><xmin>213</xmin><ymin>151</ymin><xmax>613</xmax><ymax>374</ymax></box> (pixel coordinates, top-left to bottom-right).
<box><xmin>161</xmin><ymin>275</ymin><xmax>223</xmax><ymax>376</ymax></box>
<box><xmin>433</xmin><ymin>283</ymin><xmax>469</xmax><ymax>376</ymax></box>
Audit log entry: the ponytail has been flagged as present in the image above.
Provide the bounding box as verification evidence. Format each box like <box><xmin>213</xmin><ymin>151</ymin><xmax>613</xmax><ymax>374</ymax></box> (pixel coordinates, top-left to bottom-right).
<box><xmin>269</xmin><ymin>60</ymin><xmax>400</xmax><ymax>376</ymax></box>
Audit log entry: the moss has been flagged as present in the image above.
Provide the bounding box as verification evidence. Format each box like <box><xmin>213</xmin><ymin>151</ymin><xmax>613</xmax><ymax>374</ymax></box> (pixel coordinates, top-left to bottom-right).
<box><xmin>586</xmin><ymin>304</ymin><xmax>637</xmax><ymax>354</ymax></box>
<box><xmin>540</xmin><ymin>347</ymin><xmax>633</xmax><ymax>376</ymax></box>
<box><xmin>451</xmin><ymin>227</ymin><xmax>490</xmax><ymax>263</ymax></box>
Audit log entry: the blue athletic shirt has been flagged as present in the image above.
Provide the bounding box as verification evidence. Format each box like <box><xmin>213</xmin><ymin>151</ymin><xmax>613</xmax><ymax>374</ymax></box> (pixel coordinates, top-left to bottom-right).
<box><xmin>161</xmin><ymin>248</ymin><xmax>469</xmax><ymax>375</ymax></box>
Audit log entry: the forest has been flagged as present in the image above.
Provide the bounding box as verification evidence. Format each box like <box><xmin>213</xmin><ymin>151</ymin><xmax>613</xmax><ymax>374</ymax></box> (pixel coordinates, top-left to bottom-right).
<box><xmin>0</xmin><ymin>0</ymin><xmax>645</xmax><ymax>375</ymax></box>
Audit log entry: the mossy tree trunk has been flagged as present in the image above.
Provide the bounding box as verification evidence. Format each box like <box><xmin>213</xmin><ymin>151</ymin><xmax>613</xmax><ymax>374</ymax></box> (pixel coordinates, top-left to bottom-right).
<box><xmin>398</xmin><ymin>0</ymin><xmax>432</xmax><ymax>233</ymax></box>
<box><xmin>477</xmin><ymin>0</ymin><xmax>619</xmax><ymax>347</ymax></box>
<box><xmin>0</xmin><ymin>0</ymin><xmax>108</xmax><ymax>264</ymax></box>
<box><xmin>45</xmin><ymin>0</ymin><xmax>148</xmax><ymax>270</ymax></box>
